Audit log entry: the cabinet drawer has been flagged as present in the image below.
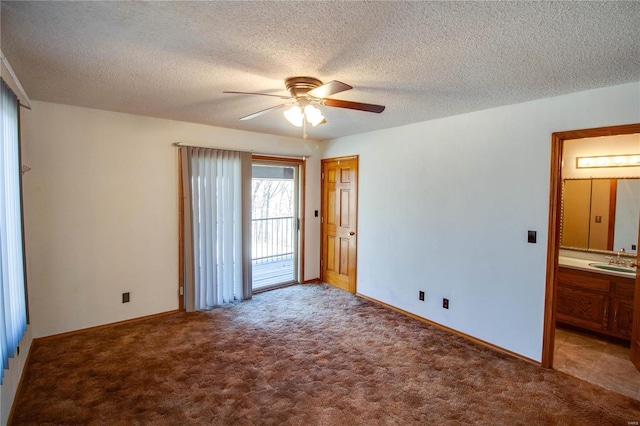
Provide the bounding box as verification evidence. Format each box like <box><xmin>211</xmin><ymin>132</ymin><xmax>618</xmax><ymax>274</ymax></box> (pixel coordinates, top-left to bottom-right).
<box><xmin>612</xmin><ymin>278</ymin><xmax>635</xmax><ymax>299</ymax></box>
<box><xmin>558</xmin><ymin>268</ymin><xmax>611</xmax><ymax>293</ymax></box>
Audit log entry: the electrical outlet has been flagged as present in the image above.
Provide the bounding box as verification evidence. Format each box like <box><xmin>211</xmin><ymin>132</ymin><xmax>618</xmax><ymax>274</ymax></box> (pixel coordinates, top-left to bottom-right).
<box><xmin>633</xmin><ymin>244</ymin><xmax>637</xmax><ymax>251</ymax></box>
<box><xmin>419</xmin><ymin>291</ymin><xmax>425</xmax><ymax>301</ymax></box>
<box><xmin>443</xmin><ymin>298</ymin><xmax>449</xmax><ymax>309</ymax></box>
<box><xmin>122</xmin><ymin>292</ymin><xmax>130</xmax><ymax>303</ymax></box>
<box><xmin>528</xmin><ymin>230</ymin><xmax>537</xmax><ymax>244</ymax></box>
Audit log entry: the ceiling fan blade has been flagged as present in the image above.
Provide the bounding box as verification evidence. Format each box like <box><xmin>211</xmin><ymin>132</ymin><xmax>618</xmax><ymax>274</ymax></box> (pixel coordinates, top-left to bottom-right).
<box><xmin>239</xmin><ymin>103</ymin><xmax>291</xmax><ymax>121</ymax></box>
<box><xmin>307</xmin><ymin>81</ymin><xmax>352</xmax><ymax>99</ymax></box>
<box><xmin>322</xmin><ymin>99</ymin><xmax>385</xmax><ymax>113</ymax></box>
<box><xmin>224</xmin><ymin>91</ymin><xmax>292</xmax><ymax>100</ymax></box>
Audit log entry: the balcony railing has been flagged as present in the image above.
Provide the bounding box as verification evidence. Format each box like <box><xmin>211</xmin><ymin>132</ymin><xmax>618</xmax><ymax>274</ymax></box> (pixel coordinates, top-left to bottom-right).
<box><xmin>252</xmin><ymin>216</ymin><xmax>295</xmax><ymax>288</ymax></box>
<box><xmin>251</xmin><ymin>216</ymin><xmax>295</xmax><ymax>264</ymax></box>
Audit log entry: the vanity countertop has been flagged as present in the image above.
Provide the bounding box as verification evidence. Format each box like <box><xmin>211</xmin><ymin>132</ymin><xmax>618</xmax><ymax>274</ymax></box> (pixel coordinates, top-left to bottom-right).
<box><xmin>559</xmin><ymin>256</ymin><xmax>637</xmax><ymax>280</ymax></box>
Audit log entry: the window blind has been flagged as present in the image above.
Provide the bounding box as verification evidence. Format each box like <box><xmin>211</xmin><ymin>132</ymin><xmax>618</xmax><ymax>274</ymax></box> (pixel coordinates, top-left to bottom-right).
<box><xmin>0</xmin><ymin>79</ymin><xmax>27</xmax><ymax>382</ymax></box>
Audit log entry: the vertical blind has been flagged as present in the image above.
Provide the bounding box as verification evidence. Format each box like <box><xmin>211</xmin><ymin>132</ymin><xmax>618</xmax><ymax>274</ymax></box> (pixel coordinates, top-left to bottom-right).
<box><xmin>181</xmin><ymin>147</ymin><xmax>252</xmax><ymax>311</ymax></box>
<box><xmin>0</xmin><ymin>79</ymin><xmax>27</xmax><ymax>382</ymax></box>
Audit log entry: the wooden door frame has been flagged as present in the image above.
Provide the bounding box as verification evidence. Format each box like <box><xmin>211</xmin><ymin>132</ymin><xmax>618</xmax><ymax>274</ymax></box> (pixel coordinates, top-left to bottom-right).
<box><xmin>252</xmin><ymin>155</ymin><xmax>307</xmax><ymax>285</ymax></box>
<box><xmin>633</xmin><ymin>216</ymin><xmax>640</xmax><ymax>369</ymax></box>
<box><xmin>541</xmin><ymin>123</ymin><xmax>640</xmax><ymax>368</ymax></box>
<box><xmin>320</xmin><ymin>155</ymin><xmax>358</xmax><ymax>292</ymax></box>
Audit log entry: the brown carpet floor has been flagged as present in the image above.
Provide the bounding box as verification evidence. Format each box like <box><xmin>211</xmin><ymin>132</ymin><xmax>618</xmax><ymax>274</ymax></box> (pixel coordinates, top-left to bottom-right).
<box><xmin>11</xmin><ymin>283</ymin><xmax>640</xmax><ymax>425</ymax></box>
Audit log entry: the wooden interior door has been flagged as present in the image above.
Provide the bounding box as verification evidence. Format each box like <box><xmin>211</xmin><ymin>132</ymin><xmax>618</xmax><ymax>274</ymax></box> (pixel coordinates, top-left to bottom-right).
<box><xmin>321</xmin><ymin>157</ymin><xmax>358</xmax><ymax>293</ymax></box>
<box><xmin>630</xmin><ymin>213</ymin><xmax>640</xmax><ymax>371</ymax></box>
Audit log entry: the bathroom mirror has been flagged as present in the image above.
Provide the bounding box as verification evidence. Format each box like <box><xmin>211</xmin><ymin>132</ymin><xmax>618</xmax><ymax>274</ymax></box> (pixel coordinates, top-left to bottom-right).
<box><xmin>560</xmin><ymin>178</ymin><xmax>640</xmax><ymax>255</ymax></box>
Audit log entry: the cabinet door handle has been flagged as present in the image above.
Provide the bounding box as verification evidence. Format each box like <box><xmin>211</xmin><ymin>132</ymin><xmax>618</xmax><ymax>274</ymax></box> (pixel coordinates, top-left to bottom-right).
<box><xmin>614</xmin><ymin>309</ymin><xmax>618</xmax><ymax>325</ymax></box>
<box><xmin>603</xmin><ymin>306</ymin><xmax>608</xmax><ymax>328</ymax></box>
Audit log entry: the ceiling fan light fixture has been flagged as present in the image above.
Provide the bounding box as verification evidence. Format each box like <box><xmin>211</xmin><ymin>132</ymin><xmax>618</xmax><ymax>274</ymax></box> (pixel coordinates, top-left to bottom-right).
<box><xmin>283</xmin><ymin>105</ymin><xmax>304</xmax><ymax>127</ymax></box>
<box><xmin>226</xmin><ymin>76</ymin><xmax>384</xmax><ymax>134</ymax></box>
<box><xmin>304</xmin><ymin>104</ymin><xmax>325</xmax><ymax>127</ymax></box>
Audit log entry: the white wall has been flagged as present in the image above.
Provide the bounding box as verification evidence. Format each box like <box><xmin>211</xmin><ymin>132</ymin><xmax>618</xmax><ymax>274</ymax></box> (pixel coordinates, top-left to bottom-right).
<box><xmin>21</xmin><ymin>101</ymin><xmax>322</xmax><ymax>338</ymax></box>
<box><xmin>321</xmin><ymin>82</ymin><xmax>640</xmax><ymax>361</ymax></box>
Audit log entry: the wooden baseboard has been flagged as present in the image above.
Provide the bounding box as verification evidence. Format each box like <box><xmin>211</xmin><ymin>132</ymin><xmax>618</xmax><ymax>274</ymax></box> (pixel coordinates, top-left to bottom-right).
<box><xmin>356</xmin><ymin>293</ymin><xmax>540</xmax><ymax>366</ymax></box>
<box><xmin>302</xmin><ymin>278</ymin><xmax>321</xmax><ymax>284</ymax></box>
<box><xmin>7</xmin><ymin>338</ymin><xmax>34</xmax><ymax>426</ymax></box>
<box><xmin>34</xmin><ymin>310</ymin><xmax>180</xmax><ymax>343</ymax></box>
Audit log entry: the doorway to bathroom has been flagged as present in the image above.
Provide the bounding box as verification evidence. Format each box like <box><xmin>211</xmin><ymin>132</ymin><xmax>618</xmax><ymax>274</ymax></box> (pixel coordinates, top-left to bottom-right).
<box><xmin>542</xmin><ymin>123</ymin><xmax>640</xmax><ymax>397</ymax></box>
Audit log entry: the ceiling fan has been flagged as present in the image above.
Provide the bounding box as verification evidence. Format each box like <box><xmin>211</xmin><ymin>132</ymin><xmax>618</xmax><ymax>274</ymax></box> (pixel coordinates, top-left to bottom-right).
<box><xmin>224</xmin><ymin>76</ymin><xmax>385</xmax><ymax>138</ymax></box>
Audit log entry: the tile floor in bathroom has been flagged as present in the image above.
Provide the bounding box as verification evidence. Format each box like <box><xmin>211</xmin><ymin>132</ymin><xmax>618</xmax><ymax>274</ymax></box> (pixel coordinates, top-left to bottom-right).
<box><xmin>554</xmin><ymin>327</ymin><xmax>640</xmax><ymax>400</ymax></box>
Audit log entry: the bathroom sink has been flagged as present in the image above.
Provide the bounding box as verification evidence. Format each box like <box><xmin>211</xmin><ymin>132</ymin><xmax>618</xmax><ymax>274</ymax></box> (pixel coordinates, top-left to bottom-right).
<box><xmin>588</xmin><ymin>263</ymin><xmax>636</xmax><ymax>274</ymax></box>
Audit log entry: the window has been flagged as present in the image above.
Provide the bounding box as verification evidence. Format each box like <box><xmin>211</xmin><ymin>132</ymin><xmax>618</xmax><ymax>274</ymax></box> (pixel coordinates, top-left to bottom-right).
<box><xmin>0</xmin><ymin>79</ymin><xmax>27</xmax><ymax>382</ymax></box>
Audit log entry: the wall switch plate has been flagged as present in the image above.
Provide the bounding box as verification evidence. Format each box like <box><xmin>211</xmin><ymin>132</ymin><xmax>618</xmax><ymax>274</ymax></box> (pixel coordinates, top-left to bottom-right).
<box><xmin>122</xmin><ymin>292</ymin><xmax>130</xmax><ymax>303</ymax></box>
<box><xmin>419</xmin><ymin>291</ymin><xmax>425</xmax><ymax>301</ymax></box>
<box><xmin>315</xmin><ymin>210</ymin><xmax>319</xmax><ymax>217</ymax></box>
<box><xmin>528</xmin><ymin>230</ymin><xmax>537</xmax><ymax>244</ymax></box>
<box><xmin>443</xmin><ymin>298</ymin><xmax>449</xmax><ymax>309</ymax></box>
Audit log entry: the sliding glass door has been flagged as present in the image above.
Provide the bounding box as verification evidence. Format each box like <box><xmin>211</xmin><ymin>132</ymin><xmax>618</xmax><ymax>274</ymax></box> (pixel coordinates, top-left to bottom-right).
<box><xmin>251</xmin><ymin>161</ymin><xmax>300</xmax><ymax>290</ymax></box>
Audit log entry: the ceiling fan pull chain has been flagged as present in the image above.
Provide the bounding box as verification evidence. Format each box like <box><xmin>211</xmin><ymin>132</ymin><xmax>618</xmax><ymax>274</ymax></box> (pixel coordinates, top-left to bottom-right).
<box><xmin>303</xmin><ymin>117</ymin><xmax>307</xmax><ymax>139</ymax></box>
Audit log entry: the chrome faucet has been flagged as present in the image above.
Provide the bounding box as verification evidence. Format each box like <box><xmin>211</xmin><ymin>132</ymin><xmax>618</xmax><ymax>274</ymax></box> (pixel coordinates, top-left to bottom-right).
<box><xmin>606</xmin><ymin>248</ymin><xmax>628</xmax><ymax>266</ymax></box>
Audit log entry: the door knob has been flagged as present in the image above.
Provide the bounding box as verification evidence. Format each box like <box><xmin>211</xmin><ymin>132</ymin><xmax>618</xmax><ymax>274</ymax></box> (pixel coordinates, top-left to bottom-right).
<box><xmin>349</xmin><ymin>231</ymin><xmax>355</xmax><ymax>236</ymax></box>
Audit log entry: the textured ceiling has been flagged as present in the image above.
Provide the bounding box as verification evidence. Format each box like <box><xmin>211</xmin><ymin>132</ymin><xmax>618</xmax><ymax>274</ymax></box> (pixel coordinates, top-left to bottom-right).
<box><xmin>2</xmin><ymin>1</ymin><xmax>639</xmax><ymax>141</ymax></box>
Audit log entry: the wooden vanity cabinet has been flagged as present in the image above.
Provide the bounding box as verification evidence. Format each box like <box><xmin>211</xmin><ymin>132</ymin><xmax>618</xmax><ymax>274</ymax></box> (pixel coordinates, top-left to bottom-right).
<box><xmin>556</xmin><ymin>267</ymin><xmax>635</xmax><ymax>341</ymax></box>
